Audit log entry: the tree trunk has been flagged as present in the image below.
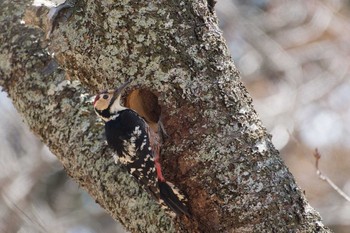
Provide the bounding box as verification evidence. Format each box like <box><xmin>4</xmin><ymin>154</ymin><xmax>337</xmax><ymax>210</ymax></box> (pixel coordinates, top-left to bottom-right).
<box><xmin>0</xmin><ymin>0</ymin><xmax>331</xmax><ymax>232</ymax></box>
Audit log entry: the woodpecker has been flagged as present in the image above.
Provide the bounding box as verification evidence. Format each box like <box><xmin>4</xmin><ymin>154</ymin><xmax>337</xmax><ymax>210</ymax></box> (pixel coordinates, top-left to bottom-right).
<box><xmin>93</xmin><ymin>80</ymin><xmax>189</xmax><ymax>216</ymax></box>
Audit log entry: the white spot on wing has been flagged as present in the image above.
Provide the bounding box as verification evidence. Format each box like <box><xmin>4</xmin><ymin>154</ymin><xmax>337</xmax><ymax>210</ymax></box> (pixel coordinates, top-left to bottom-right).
<box><xmin>133</xmin><ymin>126</ymin><xmax>142</xmax><ymax>137</ymax></box>
<box><xmin>140</xmin><ymin>139</ymin><xmax>147</xmax><ymax>150</ymax></box>
<box><xmin>119</xmin><ymin>155</ymin><xmax>133</xmax><ymax>164</ymax></box>
<box><xmin>145</xmin><ymin>154</ymin><xmax>153</xmax><ymax>161</ymax></box>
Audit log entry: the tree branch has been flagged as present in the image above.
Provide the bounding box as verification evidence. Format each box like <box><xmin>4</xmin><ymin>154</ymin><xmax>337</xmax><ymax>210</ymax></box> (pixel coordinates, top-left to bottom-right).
<box><xmin>313</xmin><ymin>149</ymin><xmax>350</xmax><ymax>202</ymax></box>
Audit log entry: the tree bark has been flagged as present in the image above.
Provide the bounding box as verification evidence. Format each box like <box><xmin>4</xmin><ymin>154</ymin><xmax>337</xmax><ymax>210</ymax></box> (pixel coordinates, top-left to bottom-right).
<box><xmin>0</xmin><ymin>0</ymin><xmax>331</xmax><ymax>232</ymax></box>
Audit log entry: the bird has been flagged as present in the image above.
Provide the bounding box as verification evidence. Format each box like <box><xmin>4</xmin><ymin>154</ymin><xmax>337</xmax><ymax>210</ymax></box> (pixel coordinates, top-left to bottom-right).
<box><xmin>93</xmin><ymin>80</ymin><xmax>189</xmax><ymax>216</ymax></box>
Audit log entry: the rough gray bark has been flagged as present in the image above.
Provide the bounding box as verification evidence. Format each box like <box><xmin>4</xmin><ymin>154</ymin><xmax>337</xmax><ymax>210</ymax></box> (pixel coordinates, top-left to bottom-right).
<box><xmin>0</xmin><ymin>0</ymin><xmax>330</xmax><ymax>232</ymax></box>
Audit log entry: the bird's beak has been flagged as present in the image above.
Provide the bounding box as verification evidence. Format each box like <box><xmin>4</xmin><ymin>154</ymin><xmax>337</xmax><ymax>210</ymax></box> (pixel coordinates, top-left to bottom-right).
<box><xmin>114</xmin><ymin>79</ymin><xmax>132</xmax><ymax>98</ymax></box>
<box><xmin>108</xmin><ymin>79</ymin><xmax>132</xmax><ymax>109</ymax></box>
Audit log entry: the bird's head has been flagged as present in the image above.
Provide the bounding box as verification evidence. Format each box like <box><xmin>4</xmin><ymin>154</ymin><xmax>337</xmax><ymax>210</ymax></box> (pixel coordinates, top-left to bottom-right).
<box><xmin>93</xmin><ymin>80</ymin><xmax>131</xmax><ymax>121</ymax></box>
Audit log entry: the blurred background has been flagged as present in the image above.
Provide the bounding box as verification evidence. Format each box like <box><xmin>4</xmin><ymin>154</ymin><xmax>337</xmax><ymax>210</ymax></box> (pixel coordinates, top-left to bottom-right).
<box><xmin>1</xmin><ymin>0</ymin><xmax>350</xmax><ymax>232</ymax></box>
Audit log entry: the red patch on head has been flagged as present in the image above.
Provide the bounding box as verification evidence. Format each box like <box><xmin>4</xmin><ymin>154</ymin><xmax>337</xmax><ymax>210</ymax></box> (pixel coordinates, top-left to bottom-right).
<box><xmin>93</xmin><ymin>95</ymin><xmax>100</xmax><ymax>106</ymax></box>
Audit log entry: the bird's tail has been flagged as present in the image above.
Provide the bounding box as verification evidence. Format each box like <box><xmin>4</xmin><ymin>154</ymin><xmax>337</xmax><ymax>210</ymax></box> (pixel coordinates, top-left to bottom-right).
<box><xmin>158</xmin><ymin>181</ymin><xmax>190</xmax><ymax>217</ymax></box>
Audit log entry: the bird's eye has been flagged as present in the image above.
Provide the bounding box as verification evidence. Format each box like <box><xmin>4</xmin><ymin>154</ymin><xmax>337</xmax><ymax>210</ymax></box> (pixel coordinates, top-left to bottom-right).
<box><xmin>103</xmin><ymin>95</ymin><xmax>109</xmax><ymax>99</ymax></box>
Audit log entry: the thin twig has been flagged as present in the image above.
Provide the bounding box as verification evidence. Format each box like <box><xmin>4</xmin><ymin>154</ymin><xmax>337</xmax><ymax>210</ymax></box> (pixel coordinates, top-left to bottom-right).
<box><xmin>2</xmin><ymin>194</ymin><xmax>48</xmax><ymax>233</ymax></box>
<box><xmin>313</xmin><ymin>148</ymin><xmax>350</xmax><ymax>202</ymax></box>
